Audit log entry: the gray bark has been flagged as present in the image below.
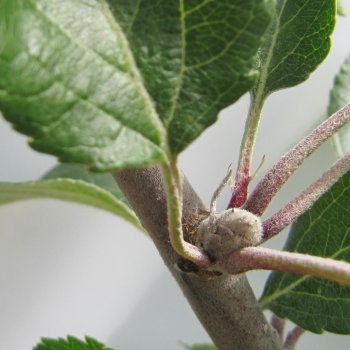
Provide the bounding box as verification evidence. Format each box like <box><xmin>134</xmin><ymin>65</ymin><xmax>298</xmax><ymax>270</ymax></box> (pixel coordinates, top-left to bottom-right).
<box><xmin>114</xmin><ymin>166</ymin><xmax>281</xmax><ymax>350</ymax></box>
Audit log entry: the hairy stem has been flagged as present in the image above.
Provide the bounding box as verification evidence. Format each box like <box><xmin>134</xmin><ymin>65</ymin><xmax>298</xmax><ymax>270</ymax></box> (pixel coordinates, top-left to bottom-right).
<box><xmin>217</xmin><ymin>246</ymin><xmax>350</xmax><ymax>287</ymax></box>
<box><xmin>228</xmin><ymin>96</ymin><xmax>264</xmax><ymax>208</ymax></box>
<box><xmin>283</xmin><ymin>326</ymin><xmax>305</xmax><ymax>350</ymax></box>
<box><xmin>271</xmin><ymin>314</ymin><xmax>285</xmax><ymax>341</ymax></box>
<box><xmin>245</xmin><ymin>103</ymin><xmax>350</xmax><ymax>216</ymax></box>
<box><xmin>114</xmin><ymin>166</ymin><xmax>281</xmax><ymax>350</ymax></box>
<box><xmin>161</xmin><ymin>162</ymin><xmax>210</xmax><ymax>268</ymax></box>
<box><xmin>263</xmin><ymin>152</ymin><xmax>350</xmax><ymax>239</ymax></box>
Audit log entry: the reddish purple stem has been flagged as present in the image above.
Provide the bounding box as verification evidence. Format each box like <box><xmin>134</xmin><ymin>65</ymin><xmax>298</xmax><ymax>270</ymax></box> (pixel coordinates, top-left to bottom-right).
<box><xmin>263</xmin><ymin>152</ymin><xmax>350</xmax><ymax>240</ymax></box>
<box><xmin>228</xmin><ymin>167</ymin><xmax>250</xmax><ymax>208</ymax></box>
<box><xmin>244</xmin><ymin>103</ymin><xmax>350</xmax><ymax>216</ymax></box>
<box><xmin>271</xmin><ymin>314</ymin><xmax>285</xmax><ymax>341</ymax></box>
<box><xmin>284</xmin><ymin>326</ymin><xmax>305</xmax><ymax>350</ymax></box>
<box><xmin>216</xmin><ymin>246</ymin><xmax>350</xmax><ymax>286</ymax></box>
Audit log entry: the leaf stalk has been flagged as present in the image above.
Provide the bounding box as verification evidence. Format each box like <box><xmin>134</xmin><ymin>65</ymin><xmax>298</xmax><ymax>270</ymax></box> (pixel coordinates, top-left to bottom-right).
<box><xmin>161</xmin><ymin>162</ymin><xmax>210</xmax><ymax>268</ymax></box>
<box><xmin>228</xmin><ymin>96</ymin><xmax>264</xmax><ymax>208</ymax></box>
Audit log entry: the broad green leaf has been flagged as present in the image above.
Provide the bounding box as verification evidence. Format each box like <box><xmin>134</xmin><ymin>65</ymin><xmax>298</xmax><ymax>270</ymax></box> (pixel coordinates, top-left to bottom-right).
<box><xmin>0</xmin><ymin>179</ymin><xmax>144</xmax><ymax>231</ymax></box>
<box><xmin>42</xmin><ymin>163</ymin><xmax>130</xmax><ymax>207</ymax></box>
<box><xmin>0</xmin><ymin>0</ymin><xmax>166</xmax><ymax>171</ymax></box>
<box><xmin>183</xmin><ymin>344</ymin><xmax>217</xmax><ymax>350</ymax></box>
<box><xmin>109</xmin><ymin>0</ymin><xmax>271</xmax><ymax>154</ymax></box>
<box><xmin>328</xmin><ymin>53</ymin><xmax>350</xmax><ymax>157</ymax></box>
<box><xmin>260</xmin><ymin>170</ymin><xmax>350</xmax><ymax>334</ymax></box>
<box><xmin>0</xmin><ymin>0</ymin><xmax>271</xmax><ymax>161</ymax></box>
<box><xmin>253</xmin><ymin>0</ymin><xmax>336</xmax><ymax>101</ymax></box>
<box><xmin>34</xmin><ymin>335</ymin><xmax>115</xmax><ymax>350</ymax></box>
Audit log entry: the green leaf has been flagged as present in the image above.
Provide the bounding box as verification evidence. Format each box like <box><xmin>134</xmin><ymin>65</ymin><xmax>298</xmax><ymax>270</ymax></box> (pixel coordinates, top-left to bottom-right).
<box><xmin>328</xmin><ymin>53</ymin><xmax>350</xmax><ymax>157</ymax></box>
<box><xmin>0</xmin><ymin>0</ymin><xmax>166</xmax><ymax>171</ymax></box>
<box><xmin>260</xmin><ymin>170</ymin><xmax>350</xmax><ymax>334</ymax></box>
<box><xmin>42</xmin><ymin>163</ymin><xmax>130</xmax><ymax>207</ymax></box>
<box><xmin>254</xmin><ymin>0</ymin><xmax>336</xmax><ymax>101</ymax></box>
<box><xmin>0</xmin><ymin>0</ymin><xmax>271</xmax><ymax>161</ymax></box>
<box><xmin>183</xmin><ymin>344</ymin><xmax>217</xmax><ymax>350</ymax></box>
<box><xmin>109</xmin><ymin>0</ymin><xmax>271</xmax><ymax>154</ymax></box>
<box><xmin>33</xmin><ymin>335</ymin><xmax>115</xmax><ymax>350</ymax></box>
<box><xmin>0</xmin><ymin>179</ymin><xmax>144</xmax><ymax>232</ymax></box>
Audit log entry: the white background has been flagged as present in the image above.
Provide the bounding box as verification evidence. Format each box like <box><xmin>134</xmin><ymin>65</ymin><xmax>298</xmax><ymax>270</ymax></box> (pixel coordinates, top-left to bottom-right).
<box><xmin>1</xmin><ymin>4</ymin><xmax>350</xmax><ymax>350</ymax></box>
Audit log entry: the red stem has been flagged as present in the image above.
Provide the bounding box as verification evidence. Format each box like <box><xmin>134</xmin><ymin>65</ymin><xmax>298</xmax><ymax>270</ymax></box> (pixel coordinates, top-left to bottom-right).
<box><xmin>216</xmin><ymin>246</ymin><xmax>350</xmax><ymax>286</ymax></box>
<box><xmin>244</xmin><ymin>103</ymin><xmax>350</xmax><ymax>216</ymax></box>
<box><xmin>284</xmin><ymin>326</ymin><xmax>305</xmax><ymax>350</ymax></box>
<box><xmin>228</xmin><ymin>160</ymin><xmax>250</xmax><ymax>208</ymax></box>
<box><xmin>271</xmin><ymin>314</ymin><xmax>285</xmax><ymax>341</ymax></box>
<box><xmin>263</xmin><ymin>152</ymin><xmax>350</xmax><ymax>240</ymax></box>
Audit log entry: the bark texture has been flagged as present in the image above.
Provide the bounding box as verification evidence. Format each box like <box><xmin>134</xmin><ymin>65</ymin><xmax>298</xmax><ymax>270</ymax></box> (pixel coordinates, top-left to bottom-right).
<box><xmin>114</xmin><ymin>166</ymin><xmax>281</xmax><ymax>350</ymax></box>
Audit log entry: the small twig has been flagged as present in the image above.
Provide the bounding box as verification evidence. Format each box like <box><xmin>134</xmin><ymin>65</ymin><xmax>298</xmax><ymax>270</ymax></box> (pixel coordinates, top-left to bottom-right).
<box><xmin>284</xmin><ymin>326</ymin><xmax>305</xmax><ymax>350</ymax></box>
<box><xmin>244</xmin><ymin>103</ymin><xmax>350</xmax><ymax>216</ymax></box>
<box><xmin>271</xmin><ymin>314</ymin><xmax>285</xmax><ymax>341</ymax></box>
<box><xmin>210</xmin><ymin>167</ymin><xmax>233</xmax><ymax>222</ymax></box>
<box><xmin>262</xmin><ymin>152</ymin><xmax>350</xmax><ymax>240</ymax></box>
<box><xmin>251</xmin><ymin>154</ymin><xmax>266</xmax><ymax>182</ymax></box>
<box><xmin>215</xmin><ymin>246</ymin><xmax>350</xmax><ymax>286</ymax></box>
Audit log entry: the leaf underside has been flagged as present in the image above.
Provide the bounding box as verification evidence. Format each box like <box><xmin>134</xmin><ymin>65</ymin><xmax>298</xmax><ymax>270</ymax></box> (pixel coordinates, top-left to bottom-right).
<box><xmin>261</xmin><ymin>170</ymin><xmax>350</xmax><ymax>334</ymax></box>
<box><xmin>0</xmin><ymin>0</ymin><xmax>270</xmax><ymax>170</ymax></box>
<box><xmin>328</xmin><ymin>53</ymin><xmax>350</xmax><ymax>157</ymax></box>
<box><xmin>0</xmin><ymin>178</ymin><xmax>144</xmax><ymax>231</ymax></box>
<box><xmin>33</xmin><ymin>335</ymin><xmax>115</xmax><ymax>350</ymax></box>
<box><xmin>42</xmin><ymin>162</ymin><xmax>130</xmax><ymax>207</ymax></box>
<box><xmin>255</xmin><ymin>0</ymin><xmax>336</xmax><ymax>100</ymax></box>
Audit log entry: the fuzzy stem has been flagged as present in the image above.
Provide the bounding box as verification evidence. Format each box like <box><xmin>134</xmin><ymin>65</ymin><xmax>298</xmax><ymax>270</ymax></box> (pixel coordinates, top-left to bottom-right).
<box><xmin>244</xmin><ymin>103</ymin><xmax>350</xmax><ymax>216</ymax></box>
<box><xmin>263</xmin><ymin>152</ymin><xmax>350</xmax><ymax>239</ymax></box>
<box><xmin>161</xmin><ymin>162</ymin><xmax>210</xmax><ymax>268</ymax></box>
<box><xmin>228</xmin><ymin>97</ymin><xmax>264</xmax><ymax>208</ymax></box>
<box><xmin>216</xmin><ymin>246</ymin><xmax>350</xmax><ymax>287</ymax></box>
<box><xmin>271</xmin><ymin>314</ymin><xmax>285</xmax><ymax>341</ymax></box>
<box><xmin>283</xmin><ymin>326</ymin><xmax>305</xmax><ymax>350</ymax></box>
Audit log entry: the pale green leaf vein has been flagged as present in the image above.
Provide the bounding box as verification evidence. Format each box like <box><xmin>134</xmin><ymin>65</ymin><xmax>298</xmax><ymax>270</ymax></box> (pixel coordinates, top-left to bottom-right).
<box><xmin>22</xmin><ymin>0</ymin><xmax>165</xmax><ymax>147</ymax></box>
<box><xmin>184</xmin><ymin>0</ymin><xmax>214</xmax><ymax>16</ymax></box>
<box><xmin>97</xmin><ymin>0</ymin><xmax>165</xmax><ymax>139</ymax></box>
<box><xmin>187</xmin><ymin>16</ymin><xmax>255</xmax><ymax>70</ymax></box>
<box><xmin>126</xmin><ymin>0</ymin><xmax>142</xmax><ymax>36</ymax></box>
<box><xmin>166</xmin><ymin>0</ymin><xmax>186</xmax><ymax>129</ymax></box>
<box><xmin>268</xmin><ymin>2</ymin><xmax>325</xmax><ymax>77</ymax></box>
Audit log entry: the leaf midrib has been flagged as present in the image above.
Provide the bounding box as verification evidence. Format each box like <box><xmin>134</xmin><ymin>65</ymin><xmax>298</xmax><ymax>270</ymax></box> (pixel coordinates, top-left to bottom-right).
<box><xmin>24</xmin><ymin>0</ymin><xmax>166</xmax><ymax>148</ymax></box>
<box><xmin>165</xmin><ymin>0</ymin><xmax>187</xmax><ymax>130</ymax></box>
<box><xmin>253</xmin><ymin>0</ymin><xmax>286</xmax><ymax>103</ymax></box>
<box><xmin>98</xmin><ymin>0</ymin><xmax>166</xmax><ymax>142</ymax></box>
